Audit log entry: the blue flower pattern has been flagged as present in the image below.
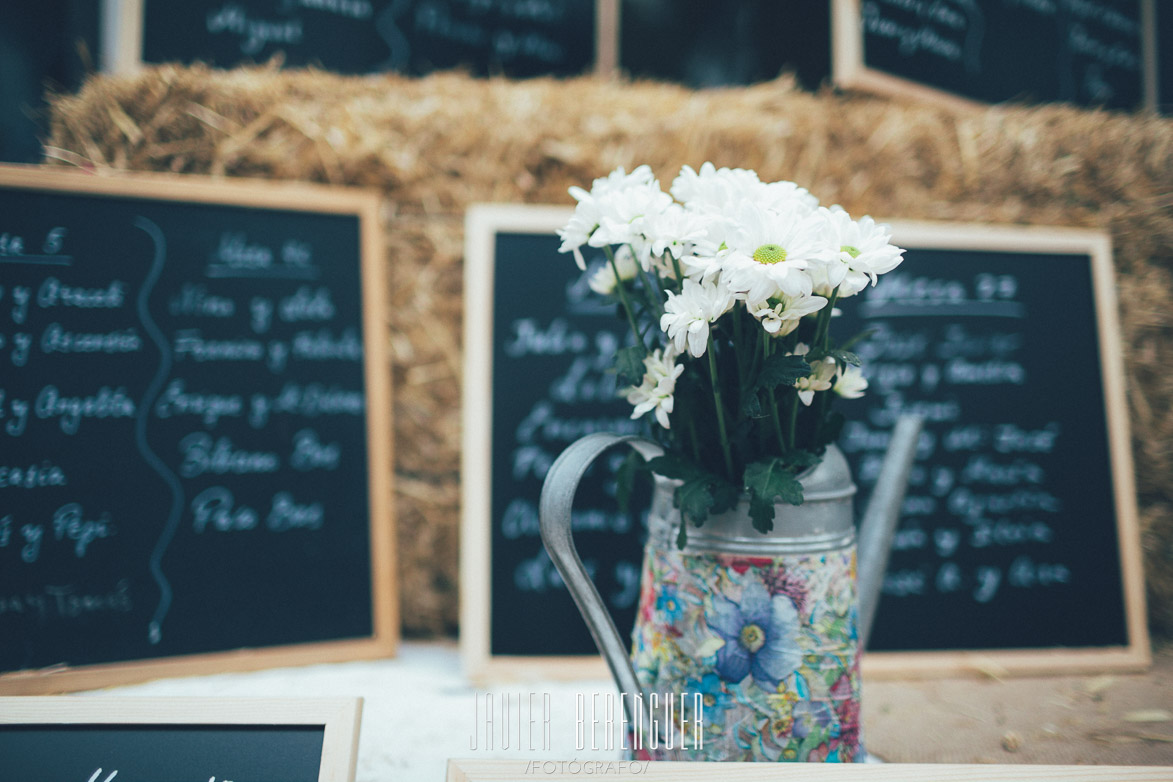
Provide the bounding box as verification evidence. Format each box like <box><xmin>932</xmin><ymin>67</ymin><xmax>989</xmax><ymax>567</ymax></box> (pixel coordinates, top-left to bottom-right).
<box><xmin>707</xmin><ymin>581</ymin><xmax>802</xmax><ymax>690</ymax></box>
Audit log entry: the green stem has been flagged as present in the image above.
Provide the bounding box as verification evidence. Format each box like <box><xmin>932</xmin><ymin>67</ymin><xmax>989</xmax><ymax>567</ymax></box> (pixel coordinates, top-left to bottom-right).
<box><xmin>813</xmin><ymin>385</ymin><xmax>831</xmax><ymax>445</ymax></box>
<box><xmin>732</xmin><ymin>307</ymin><xmax>748</xmax><ymax>397</ymax></box>
<box><xmin>813</xmin><ymin>286</ymin><xmax>841</xmax><ymax>352</ymax></box>
<box><xmin>763</xmin><ymin>334</ymin><xmax>786</xmax><ymax>454</ymax></box>
<box><xmin>670</xmin><ymin>255</ymin><xmax>686</xmax><ymax>290</ymax></box>
<box><xmin>787</xmin><ymin>393</ymin><xmax>800</xmax><ymax>451</ymax></box>
<box><xmin>706</xmin><ymin>336</ymin><xmax>736</xmax><ymax>480</ymax></box>
<box><xmin>604</xmin><ymin>245</ymin><xmax>646</xmax><ymax>352</ymax></box>
<box><xmin>808</xmin><ymin>286</ymin><xmax>841</xmax><ymax>446</ymax></box>
<box><xmin>635</xmin><ymin>258</ymin><xmax>665</xmax><ymax>319</ymax></box>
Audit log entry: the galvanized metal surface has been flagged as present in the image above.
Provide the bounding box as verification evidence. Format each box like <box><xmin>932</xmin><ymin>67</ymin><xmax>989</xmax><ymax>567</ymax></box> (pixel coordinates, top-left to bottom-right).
<box><xmin>538</xmin><ymin>417</ymin><xmax>922</xmax><ymax>728</ymax></box>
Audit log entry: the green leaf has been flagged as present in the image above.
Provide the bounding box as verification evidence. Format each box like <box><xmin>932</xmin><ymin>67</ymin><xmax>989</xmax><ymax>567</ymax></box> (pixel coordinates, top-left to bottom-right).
<box><xmin>647</xmin><ymin>455</ymin><xmax>742</xmax><ymax>542</ymax></box>
<box><xmin>741</xmin><ymin>353</ymin><xmax>809</xmax><ymax>416</ymax></box>
<box><xmin>645</xmin><ymin>453</ymin><xmax>699</xmax><ymax>482</ymax></box>
<box><xmin>613</xmin><ymin>345</ymin><xmax>647</xmax><ymax>387</ymax></box>
<box><xmin>819</xmin><ymin>347</ymin><xmax>862</xmax><ymax>367</ymax></box>
<box><xmin>754</xmin><ymin>353</ymin><xmax>811</xmax><ymax>391</ymax></box>
<box><xmin>785</xmin><ymin>449</ymin><xmax>823</xmax><ymax>471</ymax></box>
<box><xmin>614</xmin><ymin>449</ymin><xmax>645</xmax><ymax>512</ymax></box>
<box><xmin>674</xmin><ymin>477</ymin><xmax>715</xmax><ymax>527</ymax></box>
<box><xmin>747</xmin><ymin>492</ymin><xmax>777</xmax><ymax>534</ymax></box>
<box><xmin>711</xmin><ymin>484</ymin><xmax>740</xmax><ymax>517</ymax></box>
<box><xmin>744</xmin><ymin>458</ymin><xmax>805</xmax><ymax>534</ymax></box>
<box><xmin>741</xmin><ymin>393</ymin><xmax>763</xmax><ymax>418</ymax></box>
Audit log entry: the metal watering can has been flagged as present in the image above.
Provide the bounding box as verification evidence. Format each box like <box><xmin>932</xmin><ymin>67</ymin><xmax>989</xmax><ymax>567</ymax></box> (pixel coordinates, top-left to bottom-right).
<box><xmin>539</xmin><ymin>416</ymin><xmax>922</xmax><ymax>762</ymax></box>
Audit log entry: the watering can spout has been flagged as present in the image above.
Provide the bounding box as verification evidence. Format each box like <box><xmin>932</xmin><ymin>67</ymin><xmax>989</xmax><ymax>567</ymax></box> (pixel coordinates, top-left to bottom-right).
<box><xmin>856</xmin><ymin>415</ymin><xmax>924</xmax><ymax>648</ymax></box>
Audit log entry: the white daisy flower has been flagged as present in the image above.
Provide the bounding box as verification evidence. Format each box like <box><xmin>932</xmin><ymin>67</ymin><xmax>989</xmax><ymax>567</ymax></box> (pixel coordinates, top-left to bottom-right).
<box><xmin>660</xmin><ymin>277</ymin><xmax>736</xmax><ymax>358</ymax></box>
<box><xmin>670</xmin><ymin>162</ymin><xmax>764</xmax><ymax>213</ymax></box>
<box><xmin>558</xmin><ymin>165</ymin><xmax>658</xmax><ymax>269</ymax></box>
<box><xmin>815</xmin><ymin>206</ymin><xmax>906</xmax><ymax>298</ymax></box>
<box><xmin>833</xmin><ymin>363</ymin><xmax>869</xmax><ymax>399</ymax></box>
<box><xmin>624</xmin><ymin>347</ymin><xmax>684</xmax><ymax>429</ymax></box>
<box><xmin>791</xmin><ymin>343</ymin><xmax>838</xmax><ymax>406</ymax></box>
<box><xmin>642</xmin><ymin>203</ymin><xmax>720</xmax><ymax>274</ymax></box>
<box><xmin>717</xmin><ymin>202</ymin><xmax>828</xmax><ymax>303</ymax></box>
<box><xmin>588</xmin><ymin>181</ymin><xmax>674</xmax><ymax>253</ymax></box>
<box><xmin>588</xmin><ymin>245</ymin><xmax>640</xmax><ymax>295</ymax></box>
<box><xmin>748</xmin><ymin>293</ymin><xmax>828</xmax><ymax>337</ymax></box>
<box><xmin>760</xmin><ymin>179</ymin><xmax>820</xmax><ymax>214</ymax></box>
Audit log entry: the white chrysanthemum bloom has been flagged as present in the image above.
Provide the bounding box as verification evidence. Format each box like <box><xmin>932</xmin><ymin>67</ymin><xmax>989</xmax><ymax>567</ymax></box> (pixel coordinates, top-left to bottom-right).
<box><xmin>660</xmin><ymin>278</ymin><xmax>736</xmax><ymax>358</ymax></box>
<box><xmin>642</xmin><ymin>204</ymin><xmax>719</xmax><ymax>275</ymax></box>
<box><xmin>588</xmin><ymin>182</ymin><xmax>674</xmax><ymax>255</ymax></box>
<box><xmin>748</xmin><ymin>293</ymin><xmax>828</xmax><ymax>337</ymax></box>
<box><xmin>670</xmin><ymin>162</ymin><xmax>764</xmax><ymax>213</ymax></box>
<box><xmin>791</xmin><ymin>343</ymin><xmax>838</xmax><ymax>406</ymax></box>
<box><xmin>833</xmin><ymin>363</ymin><xmax>869</xmax><ymax>399</ymax></box>
<box><xmin>717</xmin><ymin>202</ymin><xmax>828</xmax><ymax>303</ymax></box>
<box><xmin>759</xmin><ymin>179</ymin><xmax>820</xmax><ymax>214</ymax></box>
<box><xmin>624</xmin><ymin>347</ymin><xmax>684</xmax><ymax>429</ymax></box>
<box><xmin>558</xmin><ymin>165</ymin><xmax>658</xmax><ymax>269</ymax></box>
<box><xmin>675</xmin><ymin>211</ymin><xmax>740</xmax><ymax>283</ymax></box>
<box><xmin>588</xmin><ymin>245</ymin><xmax>639</xmax><ymax>295</ymax></box>
<box><xmin>806</xmin><ymin>252</ymin><xmax>850</xmax><ymax>297</ymax></box>
<box><xmin>815</xmin><ymin>206</ymin><xmax>906</xmax><ymax>298</ymax></box>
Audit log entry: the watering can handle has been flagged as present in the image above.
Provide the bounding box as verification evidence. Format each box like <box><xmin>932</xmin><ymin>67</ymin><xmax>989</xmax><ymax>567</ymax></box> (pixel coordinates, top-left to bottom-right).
<box><xmin>539</xmin><ymin>432</ymin><xmax>662</xmax><ymax>731</ymax></box>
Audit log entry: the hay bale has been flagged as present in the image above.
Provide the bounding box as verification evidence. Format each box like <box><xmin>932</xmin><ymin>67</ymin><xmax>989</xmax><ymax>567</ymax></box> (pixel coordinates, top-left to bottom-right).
<box><xmin>43</xmin><ymin>64</ymin><xmax>1173</xmax><ymax>637</ymax></box>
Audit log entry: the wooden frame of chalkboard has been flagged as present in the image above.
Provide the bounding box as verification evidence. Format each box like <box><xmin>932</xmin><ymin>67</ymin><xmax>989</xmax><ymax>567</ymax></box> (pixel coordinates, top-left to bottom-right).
<box><xmin>0</xmin><ymin>696</ymin><xmax>361</xmax><ymax>782</ymax></box>
<box><xmin>0</xmin><ymin>165</ymin><xmax>396</xmax><ymax>694</ymax></box>
<box><xmin>103</xmin><ymin>0</ymin><xmax>620</xmax><ymax>78</ymax></box>
<box><xmin>461</xmin><ymin>206</ymin><xmax>1148</xmax><ymax>681</ymax></box>
<box><xmin>446</xmin><ymin>759</ymin><xmax>1173</xmax><ymax>781</ymax></box>
<box><xmin>831</xmin><ymin>0</ymin><xmax>1158</xmax><ymax>112</ymax></box>
<box><xmin>462</xmin><ymin>203</ymin><xmax>624</xmax><ymax>682</ymax></box>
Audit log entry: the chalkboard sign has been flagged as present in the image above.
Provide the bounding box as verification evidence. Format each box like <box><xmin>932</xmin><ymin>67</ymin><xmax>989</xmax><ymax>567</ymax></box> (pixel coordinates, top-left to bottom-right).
<box><xmin>619</xmin><ymin>2</ymin><xmax>830</xmax><ymax>89</ymax></box>
<box><xmin>462</xmin><ymin>210</ymin><xmax>1147</xmax><ymax>678</ymax></box>
<box><xmin>832</xmin><ymin>0</ymin><xmax>1149</xmax><ymax>111</ymax></box>
<box><xmin>134</xmin><ymin>0</ymin><xmax>597</xmax><ymax>78</ymax></box>
<box><xmin>0</xmin><ymin>166</ymin><xmax>396</xmax><ymax>694</ymax></box>
<box><xmin>461</xmin><ymin>204</ymin><xmax>646</xmax><ymax>678</ymax></box>
<box><xmin>835</xmin><ymin>221</ymin><xmax>1148</xmax><ymax>676</ymax></box>
<box><xmin>0</xmin><ymin>697</ymin><xmax>361</xmax><ymax>782</ymax></box>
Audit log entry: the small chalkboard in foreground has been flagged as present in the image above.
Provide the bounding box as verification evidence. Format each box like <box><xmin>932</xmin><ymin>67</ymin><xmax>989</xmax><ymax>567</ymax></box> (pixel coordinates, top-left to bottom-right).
<box><xmin>0</xmin><ymin>166</ymin><xmax>396</xmax><ymax>693</ymax></box>
<box><xmin>836</xmin><ymin>221</ymin><xmax>1149</xmax><ymax>677</ymax></box>
<box><xmin>461</xmin><ymin>204</ymin><xmax>647</xmax><ymax>680</ymax></box>
<box><xmin>0</xmin><ymin>697</ymin><xmax>361</xmax><ymax>782</ymax></box>
<box><xmin>832</xmin><ymin>0</ymin><xmax>1150</xmax><ymax>110</ymax></box>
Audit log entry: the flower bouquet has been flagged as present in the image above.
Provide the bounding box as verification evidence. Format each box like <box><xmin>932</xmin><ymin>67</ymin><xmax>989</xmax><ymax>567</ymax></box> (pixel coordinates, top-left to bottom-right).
<box><xmin>557</xmin><ymin>163</ymin><xmax>905</xmax><ymax>544</ymax></box>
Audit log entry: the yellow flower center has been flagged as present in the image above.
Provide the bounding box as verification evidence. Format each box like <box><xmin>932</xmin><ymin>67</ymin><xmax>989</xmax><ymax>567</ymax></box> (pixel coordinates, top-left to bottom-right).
<box><xmin>841</xmin><ymin>244</ymin><xmax>861</xmax><ymax>259</ymax></box>
<box><xmin>753</xmin><ymin>244</ymin><xmax>787</xmax><ymax>265</ymax></box>
<box><xmin>740</xmin><ymin>623</ymin><xmax>766</xmax><ymax>653</ymax></box>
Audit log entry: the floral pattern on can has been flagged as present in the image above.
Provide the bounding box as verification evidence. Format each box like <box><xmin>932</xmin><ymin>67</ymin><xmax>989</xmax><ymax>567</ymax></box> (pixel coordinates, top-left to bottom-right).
<box><xmin>629</xmin><ymin>546</ymin><xmax>862</xmax><ymax>762</ymax></box>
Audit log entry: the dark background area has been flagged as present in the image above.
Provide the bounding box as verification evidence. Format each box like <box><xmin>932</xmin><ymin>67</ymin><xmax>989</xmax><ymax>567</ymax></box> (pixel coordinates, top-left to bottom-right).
<box><xmin>0</xmin><ymin>2</ymin><xmax>100</xmax><ymax>164</ymax></box>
